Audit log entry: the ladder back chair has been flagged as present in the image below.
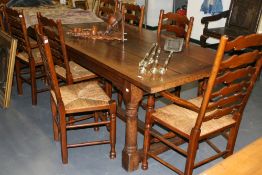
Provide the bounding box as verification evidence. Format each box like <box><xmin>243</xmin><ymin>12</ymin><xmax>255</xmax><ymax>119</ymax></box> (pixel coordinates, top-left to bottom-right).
<box><xmin>122</xmin><ymin>3</ymin><xmax>144</xmax><ymax>31</ymax></box>
<box><xmin>156</xmin><ymin>9</ymin><xmax>194</xmax><ymax>97</ymax></box>
<box><xmin>5</xmin><ymin>7</ymin><xmax>48</xmax><ymax>105</ymax></box>
<box><xmin>157</xmin><ymin>9</ymin><xmax>194</xmax><ymax>46</ymax></box>
<box><xmin>37</xmin><ymin>12</ymin><xmax>97</xmax><ymax>85</ymax></box>
<box><xmin>142</xmin><ymin>33</ymin><xmax>262</xmax><ymax>175</ymax></box>
<box><xmin>35</xmin><ymin>26</ymin><xmax>117</xmax><ymax>164</ymax></box>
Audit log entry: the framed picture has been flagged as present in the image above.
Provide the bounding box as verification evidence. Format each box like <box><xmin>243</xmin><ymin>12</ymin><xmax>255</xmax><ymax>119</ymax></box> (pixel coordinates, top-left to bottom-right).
<box><xmin>0</xmin><ymin>30</ymin><xmax>17</xmax><ymax>108</ymax></box>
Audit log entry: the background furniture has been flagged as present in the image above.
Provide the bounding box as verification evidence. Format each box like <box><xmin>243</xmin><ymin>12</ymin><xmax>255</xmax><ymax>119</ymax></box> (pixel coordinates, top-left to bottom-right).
<box><xmin>141</xmin><ymin>33</ymin><xmax>262</xmax><ymax>175</ymax></box>
<box><xmin>36</xmin><ymin>27</ymin><xmax>117</xmax><ymax>164</ymax></box>
<box><xmin>74</xmin><ymin>0</ymin><xmax>89</xmax><ymax>10</ymax></box>
<box><xmin>200</xmin><ymin>138</ymin><xmax>262</xmax><ymax>175</ymax></box>
<box><xmin>200</xmin><ymin>0</ymin><xmax>262</xmax><ymax>47</ymax></box>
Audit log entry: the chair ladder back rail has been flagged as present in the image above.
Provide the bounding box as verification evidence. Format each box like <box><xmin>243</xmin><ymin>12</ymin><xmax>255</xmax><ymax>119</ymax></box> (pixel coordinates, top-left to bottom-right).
<box><xmin>225</xmin><ymin>34</ymin><xmax>262</xmax><ymax>52</ymax></box>
<box><xmin>157</xmin><ymin>9</ymin><xmax>193</xmax><ymax>42</ymax></box>
<box><xmin>35</xmin><ymin>25</ymin><xmax>62</xmax><ymax>105</ymax></box>
<box><xmin>37</xmin><ymin>13</ymin><xmax>73</xmax><ymax>84</ymax></box>
<box><xmin>122</xmin><ymin>3</ymin><xmax>144</xmax><ymax>30</ymax></box>
<box><xmin>201</xmin><ymin>35</ymin><xmax>262</xmax><ymax>123</ymax></box>
<box><xmin>5</xmin><ymin>8</ymin><xmax>32</xmax><ymax>58</ymax></box>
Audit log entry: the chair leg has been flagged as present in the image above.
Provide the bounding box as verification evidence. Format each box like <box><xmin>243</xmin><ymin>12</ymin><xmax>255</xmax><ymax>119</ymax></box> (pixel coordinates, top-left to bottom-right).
<box><xmin>94</xmin><ymin>112</ymin><xmax>99</xmax><ymax>131</ymax></box>
<box><xmin>30</xmin><ymin>64</ymin><xmax>37</xmax><ymax>105</ymax></box>
<box><xmin>200</xmin><ymin>35</ymin><xmax>208</xmax><ymax>48</ymax></box>
<box><xmin>184</xmin><ymin>128</ymin><xmax>200</xmax><ymax>175</ymax></box>
<box><xmin>109</xmin><ymin>101</ymin><xmax>116</xmax><ymax>159</ymax></box>
<box><xmin>197</xmin><ymin>78</ymin><xmax>207</xmax><ymax>96</ymax></box>
<box><xmin>117</xmin><ymin>92</ymin><xmax>123</xmax><ymax>107</ymax></box>
<box><xmin>60</xmin><ymin>110</ymin><xmax>68</xmax><ymax>164</ymax></box>
<box><xmin>51</xmin><ymin>97</ymin><xmax>59</xmax><ymax>141</ymax></box>
<box><xmin>15</xmin><ymin>59</ymin><xmax>23</xmax><ymax>95</ymax></box>
<box><xmin>142</xmin><ymin>95</ymin><xmax>155</xmax><ymax>170</ymax></box>
<box><xmin>224</xmin><ymin>125</ymin><xmax>240</xmax><ymax>158</ymax></box>
<box><xmin>174</xmin><ymin>86</ymin><xmax>181</xmax><ymax>97</ymax></box>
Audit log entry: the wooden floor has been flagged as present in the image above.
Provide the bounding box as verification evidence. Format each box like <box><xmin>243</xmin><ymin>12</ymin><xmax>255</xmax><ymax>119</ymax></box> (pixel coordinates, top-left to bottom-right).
<box><xmin>200</xmin><ymin>138</ymin><xmax>262</xmax><ymax>175</ymax></box>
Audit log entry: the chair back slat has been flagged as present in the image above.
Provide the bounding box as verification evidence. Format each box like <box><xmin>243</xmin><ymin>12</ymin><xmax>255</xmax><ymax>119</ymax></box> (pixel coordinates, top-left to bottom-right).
<box><xmin>195</xmin><ymin>34</ymin><xmax>262</xmax><ymax>128</ymax></box>
<box><xmin>208</xmin><ymin>93</ymin><xmax>246</xmax><ymax>111</ymax></box>
<box><xmin>221</xmin><ymin>51</ymin><xmax>260</xmax><ymax>69</ymax></box>
<box><xmin>37</xmin><ymin>12</ymin><xmax>73</xmax><ymax>84</ymax></box>
<box><xmin>225</xmin><ymin>34</ymin><xmax>262</xmax><ymax>51</ymax></box>
<box><xmin>211</xmin><ymin>81</ymin><xmax>249</xmax><ymax>99</ymax></box>
<box><xmin>215</xmin><ymin>66</ymin><xmax>256</xmax><ymax>85</ymax></box>
<box><xmin>204</xmin><ymin>104</ymin><xmax>242</xmax><ymax>122</ymax></box>
<box><xmin>35</xmin><ymin>25</ymin><xmax>62</xmax><ymax>105</ymax></box>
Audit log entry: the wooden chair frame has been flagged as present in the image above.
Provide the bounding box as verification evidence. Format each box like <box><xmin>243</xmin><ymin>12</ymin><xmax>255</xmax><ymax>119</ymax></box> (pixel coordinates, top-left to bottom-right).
<box><xmin>37</xmin><ymin>12</ymin><xmax>97</xmax><ymax>85</ymax></box>
<box><xmin>35</xmin><ymin>26</ymin><xmax>117</xmax><ymax>164</ymax></box>
<box><xmin>5</xmin><ymin>7</ymin><xmax>47</xmax><ymax>105</ymax></box>
<box><xmin>142</xmin><ymin>33</ymin><xmax>262</xmax><ymax>175</ymax></box>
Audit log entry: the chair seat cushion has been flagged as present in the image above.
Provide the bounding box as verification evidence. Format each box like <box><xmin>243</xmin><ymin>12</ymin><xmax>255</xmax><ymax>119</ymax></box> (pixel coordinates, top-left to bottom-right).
<box><xmin>51</xmin><ymin>81</ymin><xmax>110</xmax><ymax>114</ymax></box>
<box><xmin>55</xmin><ymin>61</ymin><xmax>97</xmax><ymax>82</ymax></box>
<box><xmin>16</xmin><ymin>48</ymin><xmax>43</xmax><ymax>65</ymax></box>
<box><xmin>153</xmin><ymin>96</ymin><xmax>236</xmax><ymax>138</ymax></box>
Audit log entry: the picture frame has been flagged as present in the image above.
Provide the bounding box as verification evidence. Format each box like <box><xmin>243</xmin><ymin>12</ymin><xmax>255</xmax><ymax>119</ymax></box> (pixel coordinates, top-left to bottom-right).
<box><xmin>0</xmin><ymin>30</ymin><xmax>17</xmax><ymax>108</ymax></box>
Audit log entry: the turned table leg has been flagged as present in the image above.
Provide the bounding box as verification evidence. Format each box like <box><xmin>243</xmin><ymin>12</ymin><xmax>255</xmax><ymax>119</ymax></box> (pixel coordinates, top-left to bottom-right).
<box><xmin>121</xmin><ymin>81</ymin><xmax>143</xmax><ymax>172</ymax></box>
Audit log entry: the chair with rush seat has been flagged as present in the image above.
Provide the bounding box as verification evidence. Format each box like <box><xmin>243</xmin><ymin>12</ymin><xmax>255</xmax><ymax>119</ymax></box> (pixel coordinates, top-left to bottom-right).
<box><xmin>37</xmin><ymin>12</ymin><xmax>97</xmax><ymax>85</ymax></box>
<box><xmin>35</xmin><ymin>26</ymin><xmax>117</xmax><ymax>164</ymax></box>
<box><xmin>142</xmin><ymin>33</ymin><xmax>262</xmax><ymax>175</ymax></box>
<box><xmin>5</xmin><ymin>7</ymin><xmax>48</xmax><ymax>105</ymax></box>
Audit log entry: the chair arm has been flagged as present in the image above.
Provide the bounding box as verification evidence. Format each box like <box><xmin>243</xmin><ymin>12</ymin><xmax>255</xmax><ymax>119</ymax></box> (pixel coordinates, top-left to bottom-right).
<box><xmin>201</xmin><ymin>10</ymin><xmax>230</xmax><ymax>29</ymax></box>
<box><xmin>159</xmin><ymin>91</ymin><xmax>200</xmax><ymax>112</ymax></box>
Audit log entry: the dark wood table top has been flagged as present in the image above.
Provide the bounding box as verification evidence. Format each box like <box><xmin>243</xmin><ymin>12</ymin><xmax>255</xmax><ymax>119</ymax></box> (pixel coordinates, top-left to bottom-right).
<box><xmin>64</xmin><ymin>24</ymin><xmax>216</xmax><ymax>94</ymax></box>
